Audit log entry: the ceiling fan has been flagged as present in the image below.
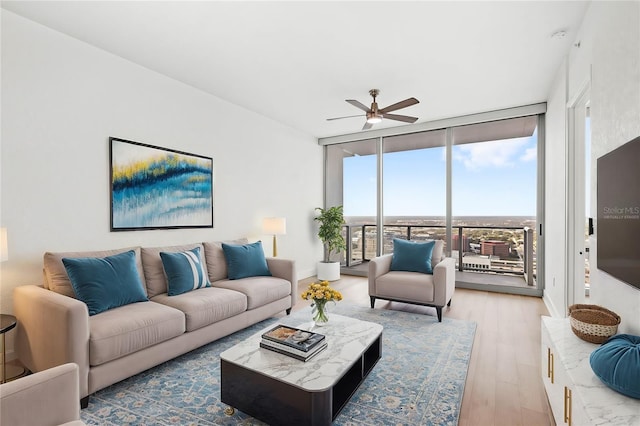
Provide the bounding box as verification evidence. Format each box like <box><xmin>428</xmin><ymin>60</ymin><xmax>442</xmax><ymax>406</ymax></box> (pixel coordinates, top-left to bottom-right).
<box><xmin>327</xmin><ymin>89</ymin><xmax>419</xmax><ymax>130</ymax></box>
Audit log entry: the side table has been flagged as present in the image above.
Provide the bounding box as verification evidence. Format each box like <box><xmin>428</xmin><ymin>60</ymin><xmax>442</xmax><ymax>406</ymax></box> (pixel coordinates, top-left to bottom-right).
<box><xmin>1</xmin><ymin>314</ymin><xmax>26</xmax><ymax>383</ymax></box>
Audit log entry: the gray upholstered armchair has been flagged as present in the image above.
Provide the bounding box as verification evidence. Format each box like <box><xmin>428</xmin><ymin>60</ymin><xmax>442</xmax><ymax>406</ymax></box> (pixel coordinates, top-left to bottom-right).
<box><xmin>0</xmin><ymin>363</ymin><xmax>86</xmax><ymax>426</ymax></box>
<box><xmin>368</xmin><ymin>240</ymin><xmax>455</xmax><ymax>322</ymax></box>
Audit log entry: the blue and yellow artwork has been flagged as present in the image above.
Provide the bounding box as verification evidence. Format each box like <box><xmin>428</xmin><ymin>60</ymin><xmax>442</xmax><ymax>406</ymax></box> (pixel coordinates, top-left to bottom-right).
<box><xmin>110</xmin><ymin>138</ymin><xmax>213</xmax><ymax>230</ymax></box>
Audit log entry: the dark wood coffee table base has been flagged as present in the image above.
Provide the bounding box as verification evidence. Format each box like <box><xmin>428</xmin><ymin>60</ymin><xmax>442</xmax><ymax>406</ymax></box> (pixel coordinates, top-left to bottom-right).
<box><xmin>221</xmin><ymin>333</ymin><xmax>381</xmax><ymax>426</ymax></box>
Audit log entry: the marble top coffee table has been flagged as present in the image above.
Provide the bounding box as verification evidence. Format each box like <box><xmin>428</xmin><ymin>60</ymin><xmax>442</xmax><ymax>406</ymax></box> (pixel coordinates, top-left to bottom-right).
<box><xmin>220</xmin><ymin>314</ymin><xmax>383</xmax><ymax>426</ymax></box>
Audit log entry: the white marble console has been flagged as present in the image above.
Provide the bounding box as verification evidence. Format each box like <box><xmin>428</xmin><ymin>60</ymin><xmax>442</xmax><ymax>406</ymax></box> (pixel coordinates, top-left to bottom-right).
<box><xmin>541</xmin><ymin>316</ymin><xmax>640</xmax><ymax>426</ymax></box>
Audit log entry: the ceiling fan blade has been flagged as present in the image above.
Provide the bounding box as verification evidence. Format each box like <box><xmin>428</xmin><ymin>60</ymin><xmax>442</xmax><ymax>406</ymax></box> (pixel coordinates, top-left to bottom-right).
<box><xmin>381</xmin><ymin>113</ymin><xmax>419</xmax><ymax>123</ymax></box>
<box><xmin>362</xmin><ymin>121</ymin><xmax>373</xmax><ymax>130</ymax></box>
<box><xmin>346</xmin><ymin>99</ymin><xmax>371</xmax><ymax>112</ymax></box>
<box><xmin>379</xmin><ymin>97</ymin><xmax>419</xmax><ymax>114</ymax></box>
<box><xmin>326</xmin><ymin>114</ymin><xmax>365</xmax><ymax>121</ymax></box>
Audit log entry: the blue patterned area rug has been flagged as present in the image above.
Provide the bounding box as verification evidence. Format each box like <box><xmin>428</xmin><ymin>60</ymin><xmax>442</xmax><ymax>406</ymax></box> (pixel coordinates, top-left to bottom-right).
<box><xmin>82</xmin><ymin>304</ymin><xmax>476</xmax><ymax>425</ymax></box>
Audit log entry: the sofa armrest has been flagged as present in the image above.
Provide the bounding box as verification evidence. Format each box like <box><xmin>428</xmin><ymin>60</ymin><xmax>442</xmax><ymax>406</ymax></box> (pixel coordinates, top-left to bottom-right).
<box><xmin>433</xmin><ymin>257</ymin><xmax>455</xmax><ymax>307</ymax></box>
<box><xmin>13</xmin><ymin>285</ymin><xmax>90</xmax><ymax>398</ymax></box>
<box><xmin>0</xmin><ymin>363</ymin><xmax>82</xmax><ymax>426</ymax></box>
<box><xmin>368</xmin><ymin>254</ymin><xmax>393</xmax><ymax>296</ymax></box>
<box><xmin>266</xmin><ymin>258</ymin><xmax>297</xmax><ymax>308</ymax></box>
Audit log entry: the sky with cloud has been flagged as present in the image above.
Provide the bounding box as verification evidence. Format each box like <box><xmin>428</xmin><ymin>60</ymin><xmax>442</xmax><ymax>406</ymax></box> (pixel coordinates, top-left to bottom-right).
<box><xmin>454</xmin><ymin>136</ymin><xmax>536</xmax><ymax>170</ymax></box>
<box><xmin>343</xmin><ymin>133</ymin><xmax>538</xmax><ymax>217</ymax></box>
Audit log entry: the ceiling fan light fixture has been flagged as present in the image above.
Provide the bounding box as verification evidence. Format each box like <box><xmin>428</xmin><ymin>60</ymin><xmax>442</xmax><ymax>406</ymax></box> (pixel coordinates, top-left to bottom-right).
<box><xmin>332</xmin><ymin>89</ymin><xmax>419</xmax><ymax>130</ymax></box>
<box><xmin>366</xmin><ymin>113</ymin><xmax>382</xmax><ymax>124</ymax></box>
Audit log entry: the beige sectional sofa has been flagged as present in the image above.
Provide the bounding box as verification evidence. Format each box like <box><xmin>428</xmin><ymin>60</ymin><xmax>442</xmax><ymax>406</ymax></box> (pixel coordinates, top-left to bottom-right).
<box><xmin>13</xmin><ymin>240</ymin><xmax>296</xmax><ymax>407</ymax></box>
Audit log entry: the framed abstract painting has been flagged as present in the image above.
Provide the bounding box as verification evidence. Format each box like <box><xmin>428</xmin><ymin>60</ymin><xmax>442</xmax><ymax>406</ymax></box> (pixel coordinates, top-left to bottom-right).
<box><xmin>110</xmin><ymin>137</ymin><xmax>214</xmax><ymax>231</ymax></box>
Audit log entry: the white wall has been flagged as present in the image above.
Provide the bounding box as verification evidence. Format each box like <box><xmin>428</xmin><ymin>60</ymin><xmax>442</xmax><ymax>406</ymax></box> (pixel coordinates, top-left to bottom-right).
<box><xmin>0</xmin><ymin>11</ymin><xmax>323</xmax><ymax>330</ymax></box>
<box><xmin>545</xmin><ymin>1</ymin><xmax>640</xmax><ymax>334</ymax></box>
<box><xmin>543</xmin><ymin>57</ymin><xmax>568</xmax><ymax>318</ymax></box>
<box><xmin>588</xmin><ymin>1</ymin><xmax>640</xmax><ymax>335</ymax></box>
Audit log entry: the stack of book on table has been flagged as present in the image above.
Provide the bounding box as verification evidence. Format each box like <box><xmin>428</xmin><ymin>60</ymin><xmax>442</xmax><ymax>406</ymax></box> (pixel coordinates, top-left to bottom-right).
<box><xmin>260</xmin><ymin>325</ymin><xmax>327</xmax><ymax>361</ymax></box>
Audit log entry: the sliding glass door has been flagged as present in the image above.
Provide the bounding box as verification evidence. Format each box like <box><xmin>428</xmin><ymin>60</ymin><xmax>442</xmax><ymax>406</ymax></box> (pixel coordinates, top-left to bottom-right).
<box><xmin>451</xmin><ymin>117</ymin><xmax>539</xmax><ymax>285</ymax></box>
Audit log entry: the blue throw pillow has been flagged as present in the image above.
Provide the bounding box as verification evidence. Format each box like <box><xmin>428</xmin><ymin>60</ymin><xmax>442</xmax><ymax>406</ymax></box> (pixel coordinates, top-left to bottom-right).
<box><xmin>160</xmin><ymin>247</ymin><xmax>211</xmax><ymax>296</ymax></box>
<box><xmin>390</xmin><ymin>238</ymin><xmax>436</xmax><ymax>274</ymax></box>
<box><xmin>62</xmin><ymin>250</ymin><xmax>148</xmax><ymax>316</ymax></box>
<box><xmin>222</xmin><ymin>241</ymin><xmax>272</xmax><ymax>280</ymax></box>
<box><xmin>589</xmin><ymin>334</ymin><xmax>640</xmax><ymax>399</ymax></box>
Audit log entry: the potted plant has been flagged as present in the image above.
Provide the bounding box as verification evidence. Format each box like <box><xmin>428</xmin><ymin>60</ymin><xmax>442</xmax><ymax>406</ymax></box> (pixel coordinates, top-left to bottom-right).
<box><xmin>314</xmin><ymin>205</ymin><xmax>346</xmax><ymax>281</ymax></box>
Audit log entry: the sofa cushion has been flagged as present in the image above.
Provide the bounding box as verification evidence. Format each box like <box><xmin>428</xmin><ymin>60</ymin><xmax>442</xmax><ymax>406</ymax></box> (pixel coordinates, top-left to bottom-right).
<box><xmin>222</xmin><ymin>241</ymin><xmax>271</xmax><ymax>280</ymax></box>
<box><xmin>203</xmin><ymin>238</ymin><xmax>248</xmax><ymax>282</ymax></box>
<box><xmin>375</xmin><ymin>271</ymin><xmax>435</xmax><ymax>304</ymax></box>
<box><xmin>151</xmin><ymin>287</ymin><xmax>247</xmax><ymax>332</ymax></box>
<box><xmin>89</xmin><ymin>301</ymin><xmax>185</xmax><ymax>366</ymax></box>
<box><xmin>213</xmin><ymin>276</ymin><xmax>291</xmax><ymax>310</ymax></box>
<box><xmin>62</xmin><ymin>250</ymin><xmax>149</xmax><ymax>316</ymax></box>
<box><xmin>390</xmin><ymin>239</ymin><xmax>436</xmax><ymax>274</ymax></box>
<box><xmin>43</xmin><ymin>247</ymin><xmax>145</xmax><ymax>298</ymax></box>
<box><xmin>160</xmin><ymin>247</ymin><xmax>211</xmax><ymax>296</ymax></box>
<box><xmin>141</xmin><ymin>243</ymin><xmax>209</xmax><ymax>298</ymax></box>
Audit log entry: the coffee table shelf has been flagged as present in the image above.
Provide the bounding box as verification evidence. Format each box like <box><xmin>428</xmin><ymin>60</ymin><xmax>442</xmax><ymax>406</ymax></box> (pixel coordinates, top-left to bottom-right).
<box><xmin>220</xmin><ymin>314</ymin><xmax>383</xmax><ymax>426</ymax></box>
<box><xmin>331</xmin><ymin>333</ymin><xmax>381</xmax><ymax>419</ymax></box>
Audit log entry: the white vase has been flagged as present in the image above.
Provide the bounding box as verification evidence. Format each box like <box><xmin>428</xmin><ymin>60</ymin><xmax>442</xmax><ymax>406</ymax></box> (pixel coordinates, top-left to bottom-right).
<box><xmin>317</xmin><ymin>261</ymin><xmax>340</xmax><ymax>281</ymax></box>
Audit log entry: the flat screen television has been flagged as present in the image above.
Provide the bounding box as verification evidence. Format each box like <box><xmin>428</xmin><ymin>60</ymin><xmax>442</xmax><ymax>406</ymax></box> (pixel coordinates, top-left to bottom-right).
<box><xmin>597</xmin><ymin>135</ymin><xmax>640</xmax><ymax>290</ymax></box>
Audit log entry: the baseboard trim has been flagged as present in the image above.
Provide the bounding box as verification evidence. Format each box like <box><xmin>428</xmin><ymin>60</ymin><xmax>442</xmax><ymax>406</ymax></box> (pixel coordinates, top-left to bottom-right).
<box><xmin>542</xmin><ymin>292</ymin><xmax>562</xmax><ymax>318</ymax></box>
<box><xmin>298</xmin><ymin>268</ymin><xmax>316</xmax><ymax>280</ymax></box>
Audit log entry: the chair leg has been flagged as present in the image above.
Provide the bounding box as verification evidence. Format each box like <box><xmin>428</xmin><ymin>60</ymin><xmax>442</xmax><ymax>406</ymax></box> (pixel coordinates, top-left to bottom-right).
<box><xmin>370</xmin><ymin>296</ymin><xmax>376</xmax><ymax>309</ymax></box>
<box><xmin>80</xmin><ymin>396</ymin><xmax>89</xmax><ymax>409</ymax></box>
<box><xmin>447</xmin><ymin>298</ymin><xmax>452</xmax><ymax>307</ymax></box>
<box><xmin>436</xmin><ymin>307</ymin><xmax>443</xmax><ymax>322</ymax></box>
<box><xmin>286</xmin><ymin>308</ymin><xmax>291</xmax><ymax>315</ymax></box>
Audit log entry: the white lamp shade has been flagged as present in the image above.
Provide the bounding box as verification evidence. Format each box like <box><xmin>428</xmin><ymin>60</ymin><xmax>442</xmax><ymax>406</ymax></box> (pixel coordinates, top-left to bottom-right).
<box><xmin>0</xmin><ymin>228</ymin><xmax>8</xmax><ymax>262</ymax></box>
<box><xmin>262</xmin><ymin>217</ymin><xmax>286</xmax><ymax>235</ymax></box>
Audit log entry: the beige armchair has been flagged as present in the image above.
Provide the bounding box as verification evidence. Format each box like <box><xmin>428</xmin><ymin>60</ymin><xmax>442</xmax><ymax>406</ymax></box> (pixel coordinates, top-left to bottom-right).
<box><xmin>368</xmin><ymin>240</ymin><xmax>455</xmax><ymax>322</ymax></box>
<box><xmin>0</xmin><ymin>363</ymin><xmax>86</xmax><ymax>426</ymax></box>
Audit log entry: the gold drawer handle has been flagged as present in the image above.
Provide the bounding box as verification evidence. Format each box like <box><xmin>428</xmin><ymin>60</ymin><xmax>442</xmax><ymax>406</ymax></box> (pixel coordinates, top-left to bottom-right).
<box><xmin>547</xmin><ymin>348</ymin><xmax>554</xmax><ymax>383</ymax></box>
<box><xmin>547</xmin><ymin>348</ymin><xmax>551</xmax><ymax>378</ymax></box>
<box><xmin>564</xmin><ymin>386</ymin><xmax>572</xmax><ymax>425</ymax></box>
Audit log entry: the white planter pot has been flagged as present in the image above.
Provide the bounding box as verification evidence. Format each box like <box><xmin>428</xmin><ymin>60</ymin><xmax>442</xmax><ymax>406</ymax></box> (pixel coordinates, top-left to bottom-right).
<box><xmin>317</xmin><ymin>261</ymin><xmax>340</xmax><ymax>281</ymax></box>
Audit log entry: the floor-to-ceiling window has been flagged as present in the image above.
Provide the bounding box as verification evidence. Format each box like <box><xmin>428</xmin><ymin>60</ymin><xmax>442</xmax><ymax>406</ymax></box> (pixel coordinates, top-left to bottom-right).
<box><xmin>326</xmin><ymin>139</ymin><xmax>377</xmax><ymax>265</ymax></box>
<box><xmin>323</xmin><ymin>105</ymin><xmax>545</xmax><ymax>295</ymax></box>
<box><xmin>382</xmin><ymin>130</ymin><xmax>446</xmax><ymax>254</ymax></box>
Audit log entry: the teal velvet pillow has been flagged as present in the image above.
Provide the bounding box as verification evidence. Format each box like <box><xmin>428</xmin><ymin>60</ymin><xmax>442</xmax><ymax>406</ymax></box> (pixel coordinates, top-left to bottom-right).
<box><xmin>222</xmin><ymin>241</ymin><xmax>272</xmax><ymax>280</ymax></box>
<box><xmin>160</xmin><ymin>247</ymin><xmax>211</xmax><ymax>296</ymax></box>
<box><xmin>390</xmin><ymin>238</ymin><xmax>436</xmax><ymax>274</ymax></box>
<box><xmin>589</xmin><ymin>334</ymin><xmax>640</xmax><ymax>399</ymax></box>
<box><xmin>62</xmin><ymin>250</ymin><xmax>148</xmax><ymax>316</ymax></box>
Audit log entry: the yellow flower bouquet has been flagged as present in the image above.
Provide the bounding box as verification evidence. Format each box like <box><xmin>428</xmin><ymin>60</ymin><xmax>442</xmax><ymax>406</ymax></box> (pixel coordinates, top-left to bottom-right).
<box><xmin>301</xmin><ymin>280</ymin><xmax>343</xmax><ymax>326</ymax></box>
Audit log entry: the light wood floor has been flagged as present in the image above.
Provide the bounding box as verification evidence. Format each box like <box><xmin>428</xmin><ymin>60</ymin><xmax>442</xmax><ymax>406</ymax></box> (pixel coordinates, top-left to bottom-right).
<box><xmin>290</xmin><ymin>275</ymin><xmax>554</xmax><ymax>426</ymax></box>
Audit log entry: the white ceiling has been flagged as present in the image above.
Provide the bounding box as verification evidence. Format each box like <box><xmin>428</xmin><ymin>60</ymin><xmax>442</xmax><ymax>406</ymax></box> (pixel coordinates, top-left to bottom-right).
<box><xmin>2</xmin><ymin>1</ymin><xmax>589</xmax><ymax>139</ymax></box>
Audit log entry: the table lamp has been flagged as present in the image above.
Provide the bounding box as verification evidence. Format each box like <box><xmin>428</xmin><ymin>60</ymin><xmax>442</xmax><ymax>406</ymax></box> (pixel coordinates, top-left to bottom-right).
<box><xmin>262</xmin><ymin>218</ymin><xmax>286</xmax><ymax>257</ymax></box>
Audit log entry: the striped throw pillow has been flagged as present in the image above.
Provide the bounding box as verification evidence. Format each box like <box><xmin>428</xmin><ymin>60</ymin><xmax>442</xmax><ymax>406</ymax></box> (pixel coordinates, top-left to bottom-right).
<box><xmin>160</xmin><ymin>247</ymin><xmax>211</xmax><ymax>296</ymax></box>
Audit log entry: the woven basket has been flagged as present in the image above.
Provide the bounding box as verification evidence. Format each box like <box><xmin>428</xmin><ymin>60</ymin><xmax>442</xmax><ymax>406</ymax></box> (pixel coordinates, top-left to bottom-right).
<box><xmin>568</xmin><ymin>304</ymin><xmax>621</xmax><ymax>344</ymax></box>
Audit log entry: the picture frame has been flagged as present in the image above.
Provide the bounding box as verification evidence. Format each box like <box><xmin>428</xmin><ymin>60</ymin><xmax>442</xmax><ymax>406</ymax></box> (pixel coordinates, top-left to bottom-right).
<box><xmin>110</xmin><ymin>137</ymin><xmax>213</xmax><ymax>231</ymax></box>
